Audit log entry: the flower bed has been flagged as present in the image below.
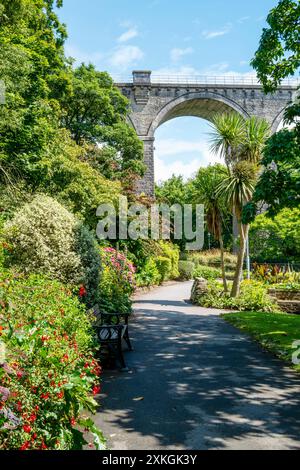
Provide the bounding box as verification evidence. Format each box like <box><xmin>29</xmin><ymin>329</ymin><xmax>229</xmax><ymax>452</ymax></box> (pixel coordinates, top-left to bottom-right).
<box><xmin>99</xmin><ymin>247</ymin><xmax>136</xmax><ymax>314</ymax></box>
<box><xmin>0</xmin><ymin>272</ymin><xmax>105</xmax><ymax>450</ymax></box>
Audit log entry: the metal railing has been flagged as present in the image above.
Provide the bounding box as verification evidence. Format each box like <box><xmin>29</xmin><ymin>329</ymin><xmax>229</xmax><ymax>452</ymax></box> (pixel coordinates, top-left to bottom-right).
<box><xmin>113</xmin><ymin>74</ymin><xmax>300</xmax><ymax>87</ymax></box>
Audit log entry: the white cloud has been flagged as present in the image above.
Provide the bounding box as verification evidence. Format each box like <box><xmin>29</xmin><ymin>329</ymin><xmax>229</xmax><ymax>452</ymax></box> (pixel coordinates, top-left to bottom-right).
<box><xmin>118</xmin><ymin>28</ymin><xmax>139</xmax><ymax>43</ymax></box>
<box><xmin>170</xmin><ymin>47</ymin><xmax>193</xmax><ymax>62</ymax></box>
<box><xmin>202</xmin><ymin>24</ymin><xmax>231</xmax><ymax>40</ymax></box>
<box><xmin>109</xmin><ymin>45</ymin><xmax>144</xmax><ymax>69</ymax></box>
<box><xmin>154</xmin><ymin>138</ymin><xmax>220</xmax><ymax>182</ymax></box>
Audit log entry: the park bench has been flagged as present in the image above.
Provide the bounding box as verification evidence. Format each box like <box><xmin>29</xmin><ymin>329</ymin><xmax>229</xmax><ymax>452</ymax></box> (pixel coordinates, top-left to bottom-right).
<box><xmin>91</xmin><ymin>306</ymin><xmax>133</xmax><ymax>371</ymax></box>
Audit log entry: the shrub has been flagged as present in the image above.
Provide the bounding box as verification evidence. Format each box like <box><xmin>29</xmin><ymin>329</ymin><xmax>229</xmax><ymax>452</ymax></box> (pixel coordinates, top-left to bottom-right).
<box><xmin>135</xmin><ymin>258</ymin><xmax>161</xmax><ymax>287</ymax></box>
<box><xmin>195</xmin><ymin>280</ymin><xmax>280</xmax><ymax>312</ymax></box>
<box><xmin>3</xmin><ymin>195</ymin><xmax>101</xmax><ymax>307</ymax></box>
<box><xmin>252</xmin><ymin>263</ymin><xmax>300</xmax><ymax>285</ymax></box>
<box><xmin>27</xmin><ymin>130</ymin><xmax>121</xmax><ymax>229</ymax></box>
<box><xmin>189</xmin><ymin>250</ymin><xmax>237</xmax><ymax>269</ymax></box>
<box><xmin>155</xmin><ymin>257</ymin><xmax>172</xmax><ymax>283</ymax></box>
<box><xmin>159</xmin><ymin>242</ymin><xmax>180</xmax><ymax>279</ymax></box>
<box><xmin>0</xmin><ymin>273</ymin><xmax>104</xmax><ymax>450</ymax></box>
<box><xmin>99</xmin><ymin>247</ymin><xmax>135</xmax><ymax>314</ymax></box>
<box><xmin>193</xmin><ymin>265</ymin><xmax>222</xmax><ymax>280</ymax></box>
<box><xmin>250</xmin><ymin>208</ymin><xmax>300</xmax><ymax>263</ymax></box>
<box><xmin>178</xmin><ymin>261</ymin><xmax>195</xmax><ymax>281</ymax></box>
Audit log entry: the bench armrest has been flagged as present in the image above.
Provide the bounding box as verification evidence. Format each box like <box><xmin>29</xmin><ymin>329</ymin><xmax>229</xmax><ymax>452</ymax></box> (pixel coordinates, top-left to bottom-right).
<box><xmin>94</xmin><ymin>324</ymin><xmax>125</xmax><ymax>342</ymax></box>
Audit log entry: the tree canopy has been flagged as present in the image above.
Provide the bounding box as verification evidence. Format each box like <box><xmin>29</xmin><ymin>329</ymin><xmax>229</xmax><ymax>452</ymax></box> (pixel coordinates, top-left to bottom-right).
<box><xmin>251</xmin><ymin>0</ymin><xmax>300</xmax><ymax>93</ymax></box>
<box><xmin>245</xmin><ymin>0</ymin><xmax>300</xmax><ymax>221</ymax></box>
<box><xmin>0</xmin><ymin>0</ymin><xmax>143</xmax><ymax>194</ymax></box>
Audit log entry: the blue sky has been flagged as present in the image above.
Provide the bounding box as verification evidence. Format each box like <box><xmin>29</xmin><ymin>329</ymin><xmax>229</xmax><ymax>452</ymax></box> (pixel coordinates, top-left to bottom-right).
<box><xmin>58</xmin><ymin>0</ymin><xmax>278</xmax><ymax>182</ymax></box>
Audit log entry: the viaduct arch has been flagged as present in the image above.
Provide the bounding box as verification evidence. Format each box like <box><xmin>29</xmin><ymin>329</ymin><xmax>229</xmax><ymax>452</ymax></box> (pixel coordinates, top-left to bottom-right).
<box><xmin>116</xmin><ymin>71</ymin><xmax>298</xmax><ymax>196</ymax></box>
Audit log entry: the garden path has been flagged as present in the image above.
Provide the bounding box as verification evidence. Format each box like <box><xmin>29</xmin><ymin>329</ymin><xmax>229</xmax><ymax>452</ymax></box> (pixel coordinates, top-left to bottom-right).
<box><xmin>94</xmin><ymin>281</ymin><xmax>300</xmax><ymax>450</ymax></box>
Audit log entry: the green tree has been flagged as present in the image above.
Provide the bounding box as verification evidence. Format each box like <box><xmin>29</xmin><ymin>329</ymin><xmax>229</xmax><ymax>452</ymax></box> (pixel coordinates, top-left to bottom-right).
<box><xmin>251</xmin><ymin>0</ymin><xmax>300</xmax><ymax>93</ymax></box>
<box><xmin>210</xmin><ymin>114</ymin><xmax>269</xmax><ymax>297</ymax></box>
<box><xmin>217</xmin><ymin>161</ymin><xmax>258</xmax><ymax>297</ymax></box>
<box><xmin>60</xmin><ymin>64</ymin><xmax>144</xmax><ymax>182</ymax></box>
<box><xmin>209</xmin><ymin>113</ymin><xmax>245</xmax><ymax>170</ymax></box>
<box><xmin>0</xmin><ymin>0</ymin><xmax>69</xmax><ymax>180</ymax></box>
<box><xmin>189</xmin><ymin>164</ymin><xmax>229</xmax><ymax>292</ymax></box>
<box><xmin>250</xmin><ymin>207</ymin><xmax>300</xmax><ymax>263</ymax></box>
<box><xmin>245</xmin><ymin>0</ymin><xmax>300</xmax><ymax>220</ymax></box>
<box><xmin>155</xmin><ymin>174</ymin><xmax>188</xmax><ymax>206</ymax></box>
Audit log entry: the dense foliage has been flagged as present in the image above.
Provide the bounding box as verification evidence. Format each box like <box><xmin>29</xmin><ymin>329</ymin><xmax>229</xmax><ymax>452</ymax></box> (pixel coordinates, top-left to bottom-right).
<box><xmin>98</xmin><ymin>247</ymin><xmax>135</xmax><ymax>314</ymax></box>
<box><xmin>251</xmin><ymin>0</ymin><xmax>300</xmax><ymax>93</ymax></box>
<box><xmin>194</xmin><ymin>280</ymin><xmax>280</xmax><ymax>313</ymax></box>
<box><xmin>0</xmin><ymin>272</ymin><xmax>104</xmax><ymax>450</ymax></box>
<box><xmin>250</xmin><ymin>208</ymin><xmax>300</xmax><ymax>263</ymax></box>
<box><xmin>246</xmin><ymin>0</ymin><xmax>300</xmax><ymax>219</ymax></box>
<box><xmin>3</xmin><ymin>195</ymin><xmax>101</xmax><ymax>307</ymax></box>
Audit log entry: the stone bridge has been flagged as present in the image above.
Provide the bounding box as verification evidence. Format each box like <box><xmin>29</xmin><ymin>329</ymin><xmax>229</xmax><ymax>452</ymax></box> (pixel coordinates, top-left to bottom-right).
<box><xmin>116</xmin><ymin>71</ymin><xmax>298</xmax><ymax>196</ymax></box>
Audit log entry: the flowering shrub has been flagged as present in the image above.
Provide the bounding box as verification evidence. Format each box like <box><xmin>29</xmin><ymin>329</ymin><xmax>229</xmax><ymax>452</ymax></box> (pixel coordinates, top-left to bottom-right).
<box><xmin>195</xmin><ymin>280</ymin><xmax>280</xmax><ymax>312</ymax></box>
<box><xmin>3</xmin><ymin>194</ymin><xmax>101</xmax><ymax>307</ymax></box>
<box><xmin>252</xmin><ymin>263</ymin><xmax>300</xmax><ymax>285</ymax></box>
<box><xmin>0</xmin><ymin>273</ymin><xmax>105</xmax><ymax>450</ymax></box>
<box><xmin>99</xmin><ymin>247</ymin><xmax>135</xmax><ymax>314</ymax></box>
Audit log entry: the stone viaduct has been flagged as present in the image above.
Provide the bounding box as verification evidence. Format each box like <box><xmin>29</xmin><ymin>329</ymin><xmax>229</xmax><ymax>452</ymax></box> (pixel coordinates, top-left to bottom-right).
<box><xmin>116</xmin><ymin>71</ymin><xmax>298</xmax><ymax>196</ymax></box>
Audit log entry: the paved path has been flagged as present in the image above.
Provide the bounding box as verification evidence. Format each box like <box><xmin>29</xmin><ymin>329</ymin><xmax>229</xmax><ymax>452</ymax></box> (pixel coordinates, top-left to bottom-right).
<box><xmin>95</xmin><ymin>282</ymin><xmax>300</xmax><ymax>450</ymax></box>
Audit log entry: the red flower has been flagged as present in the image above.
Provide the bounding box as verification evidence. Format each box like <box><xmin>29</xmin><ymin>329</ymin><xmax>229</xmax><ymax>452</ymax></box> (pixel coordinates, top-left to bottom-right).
<box><xmin>70</xmin><ymin>418</ymin><xmax>76</xmax><ymax>426</ymax></box>
<box><xmin>79</xmin><ymin>285</ymin><xmax>87</xmax><ymax>297</ymax></box>
<box><xmin>41</xmin><ymin>392</ymin><xmax>50</xmax><ymax>400</ymax></box>
<box><xmin>20</xmin><ymin>441</ymin><xmax>31</xmax><ymax>451</ymax></box>
<box><xmin>31</xmin><ymin>434</ymin><xmax>37</xmax><ymax>441</ymax></box>
<box><xmin>92</xmin><ymin>385</ymin><xmax>101</xmax><ymax>396</ymax></box>
<box><xmin>29</xmin><ymin>413</ymin><xmax>37</xmax><ymax>423</ymax></box>
<box><xmin>60</xmin><ymin>353</ymin><xmax>69</xmax><ymax>363</ymax></box>
<box><xmin>57</xmin><ymin>391</ymin><xmax>64</xmax><ymax>399</ymax></box>
<box><xmin>40</xmin><ymin>441</ymin><xmax>48</xmax><ymax>450</ymax></box>
<box><xmin>23</xmin><ymin>425</ymin><xmax>32</xmax><ymax>434</ymax></box>
<box><xmin>16</xmin><ymin>401</ymin><xmax>22</xmax><ymax>412</ymax></box>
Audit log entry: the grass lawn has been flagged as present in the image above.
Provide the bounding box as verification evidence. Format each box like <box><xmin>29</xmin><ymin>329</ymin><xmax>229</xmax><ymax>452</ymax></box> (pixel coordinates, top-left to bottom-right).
<box><xmin>222</xmin><ymin>311</ymin><xmax>300</xmax><ymax>372</ymax></box>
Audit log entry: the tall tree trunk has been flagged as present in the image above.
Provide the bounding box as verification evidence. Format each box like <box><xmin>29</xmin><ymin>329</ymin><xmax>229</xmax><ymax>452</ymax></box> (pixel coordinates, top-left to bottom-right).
<box><xmin>219</xmin><ymin>235</ymin><xmax>228</xmax><ymax>293</ymax></box>
<box><xmin>231</xmin><ymin>223</ymin><xmax>249</xmax><ymax>298</ymax></box>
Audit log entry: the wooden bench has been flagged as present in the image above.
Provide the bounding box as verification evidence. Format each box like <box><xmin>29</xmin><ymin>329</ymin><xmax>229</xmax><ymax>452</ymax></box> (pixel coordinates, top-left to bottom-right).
<box><xmin>91</xmin><ymin>306</ymin><xmax>133</xmax><ymax>371</ymax></box>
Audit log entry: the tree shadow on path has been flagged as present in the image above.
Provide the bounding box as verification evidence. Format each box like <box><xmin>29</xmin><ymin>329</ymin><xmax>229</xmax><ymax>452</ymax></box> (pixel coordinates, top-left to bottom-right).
<box><xmin>95</xmin><ymin>298</ymin><xmax>300</xmax><ymax>450</ymax></box>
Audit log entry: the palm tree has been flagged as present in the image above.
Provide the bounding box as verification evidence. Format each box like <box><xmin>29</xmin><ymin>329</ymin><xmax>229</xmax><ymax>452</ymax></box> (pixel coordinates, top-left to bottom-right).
<box><xmin>209</xmin><ymin>113</ymin><xmax>245</xmax><ymax>170</ymax></box>
<box><xmin>241</xmin><ymin>117</ymin><xmax>270</xmax><ymax>163</ymax></box>
<box><xmin>217</xmin><ymin>161</ymin><xmax>257</xmax><ymax>297</ymax></box>
<box><xmin>190</xmin><ymin>165</ymin><xmax>229</xmax><ymax>292</ymax></box>
<box><xmin>210</xmin><ymin>113</ymin><xmax>270</xmax><ymax>297</ymax></box>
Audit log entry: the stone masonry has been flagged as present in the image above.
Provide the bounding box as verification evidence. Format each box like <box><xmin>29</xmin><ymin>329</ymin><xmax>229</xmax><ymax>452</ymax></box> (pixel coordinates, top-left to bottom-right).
<box><xmin>116</xmin><ymin>71</ymin><xmax>298</xmax><ymax>197</ymax></box>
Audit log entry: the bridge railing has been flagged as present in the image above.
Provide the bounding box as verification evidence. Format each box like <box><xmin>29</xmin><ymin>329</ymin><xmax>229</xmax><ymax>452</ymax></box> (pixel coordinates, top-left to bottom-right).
<box><xmin>113</xmin><ymin>74</ymin><xmax>300</xmax><ymax>87</ymax></box>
